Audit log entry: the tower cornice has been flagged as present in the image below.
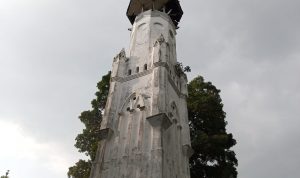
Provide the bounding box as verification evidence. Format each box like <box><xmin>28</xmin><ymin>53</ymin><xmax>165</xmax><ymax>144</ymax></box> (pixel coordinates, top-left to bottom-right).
<box><xmin>127</xmin><ymin>0</ymin><xmax>183</xmax><ymax>27</ymax></box>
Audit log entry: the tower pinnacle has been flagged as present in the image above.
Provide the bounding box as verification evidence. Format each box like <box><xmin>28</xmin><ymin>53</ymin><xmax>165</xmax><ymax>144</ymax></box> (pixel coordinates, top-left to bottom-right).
<box><xmin>127</xmin><ymin>0</ymin><xmax>183</xmax><ymax>26</ymax></box>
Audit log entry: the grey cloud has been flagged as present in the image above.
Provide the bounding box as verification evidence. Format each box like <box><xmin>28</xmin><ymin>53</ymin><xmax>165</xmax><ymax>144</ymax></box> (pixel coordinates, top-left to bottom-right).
<box><xmin>178</xmin><ymin>1</ymin><xmax>300</xmax><ymax>178</ymax></box>
<box><xmin>1</xmin><ymin>0</ymin><xmax>299</xmax><ymax>178</ymax></box>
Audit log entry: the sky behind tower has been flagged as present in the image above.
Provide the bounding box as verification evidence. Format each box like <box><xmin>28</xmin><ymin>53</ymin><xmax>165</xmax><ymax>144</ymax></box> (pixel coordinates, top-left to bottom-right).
<box><xmin>0</xmin><ymin>0</ymin><xmax>300</xmax><ymax>177</ymax></box>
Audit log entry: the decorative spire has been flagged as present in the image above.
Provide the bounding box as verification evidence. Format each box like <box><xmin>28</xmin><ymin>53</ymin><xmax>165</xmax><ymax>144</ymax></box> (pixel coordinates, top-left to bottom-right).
<box><xmin>154</xmin><ymin>34</ymin><xmax>166</xmax><ymax>47</ymax></box>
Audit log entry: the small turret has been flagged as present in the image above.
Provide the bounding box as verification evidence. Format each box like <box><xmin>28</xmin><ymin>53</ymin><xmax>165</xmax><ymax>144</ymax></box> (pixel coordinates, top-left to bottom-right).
<box><xmin>127</xmin><ymin>0</ymin><xmax>183</xmax><ymax>27</ymax></box>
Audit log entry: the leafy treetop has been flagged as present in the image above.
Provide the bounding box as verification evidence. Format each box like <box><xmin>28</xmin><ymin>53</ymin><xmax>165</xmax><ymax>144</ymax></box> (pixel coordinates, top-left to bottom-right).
<box><xmin>188</xmin><ymin>76</ymin><xmax>238</xmax><ymax>178</ymax></box>
<box><xmin>1</xmin><ymin>170</ymin><xmax>9</xmax><ymax>178</ymax></box>
<box><xmin>68</xmin><ymin>72</ymin><xmax>111</xmax><ymax>178</ymax></box>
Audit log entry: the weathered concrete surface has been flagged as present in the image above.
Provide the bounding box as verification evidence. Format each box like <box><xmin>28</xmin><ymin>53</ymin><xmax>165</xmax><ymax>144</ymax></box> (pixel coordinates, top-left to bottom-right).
<box><xmin>90</xmin><ymin>10</ymin><xmax>192</xmax><ymax>178</ymax></box>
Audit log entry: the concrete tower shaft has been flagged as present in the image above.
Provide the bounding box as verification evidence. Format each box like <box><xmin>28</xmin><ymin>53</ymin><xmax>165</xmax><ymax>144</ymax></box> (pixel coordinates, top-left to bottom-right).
<box><xmin>89</xmin><ymin>4</ymin><xmax>192</xmax><ymax>178</ymax></box>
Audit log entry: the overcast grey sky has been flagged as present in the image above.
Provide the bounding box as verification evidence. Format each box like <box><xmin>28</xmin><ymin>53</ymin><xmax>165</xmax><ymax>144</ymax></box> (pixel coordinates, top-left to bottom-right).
<box><xmin>0</xmin><ymin>0</ymin><xmax>300</xmax><ymax>177</ymax></box>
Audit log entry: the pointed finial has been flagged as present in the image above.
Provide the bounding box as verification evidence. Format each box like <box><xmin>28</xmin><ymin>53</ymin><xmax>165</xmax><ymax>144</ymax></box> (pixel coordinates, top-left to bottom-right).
<box><xmin>154</xmin><ymin>34</ymin><xmax>166</xmax><ymax>46</ymax></box>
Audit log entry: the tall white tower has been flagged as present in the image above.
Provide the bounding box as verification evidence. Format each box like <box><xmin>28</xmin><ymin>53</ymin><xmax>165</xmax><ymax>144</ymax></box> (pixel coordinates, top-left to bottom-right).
<box><xmin>90</xmin><ymin>1</ymin><xmax>192</xmax><ymax>178</ymax></box>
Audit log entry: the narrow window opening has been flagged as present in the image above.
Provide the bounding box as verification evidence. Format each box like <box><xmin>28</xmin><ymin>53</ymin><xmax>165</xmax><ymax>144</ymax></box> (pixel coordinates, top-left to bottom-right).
<box><xmin>144</xmin><ymin>64</ymin><xmax>148</xmax><ymax>70</ymax></box>
<box><xmin>136</xmin><ymin>67</ymin><xmax>139</xmax><ymax>73</ymax></box>
<box><xmin>128</xmin><ymin>69</ymin><xmax>132</xmax><ymax>75</ymax></box>
<box><xmin>172</xmin><ymin>104</ymin><xmax>175</xmax><ymax>110</ymax></box>
<box><xmin>169</xmin><ymin>30</ymin><xmax>174</xmax><ymax>39</ymax></box>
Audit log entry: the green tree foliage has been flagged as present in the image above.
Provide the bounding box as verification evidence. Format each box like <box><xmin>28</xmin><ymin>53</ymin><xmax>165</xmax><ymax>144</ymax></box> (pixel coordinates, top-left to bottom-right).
<box><xmin>68</xmin><ymin>160</ymin><xmax>91</xmax><ymax>178</ymax></box>
<box><xmin>67</xmin><ymin>72</ymin><xmax>111</xmax><ymax>178</ymax></box>
<box><xmin>188</xmin><ymin>76</ymin><xmax>238</xmax><ymax>178</ymax></box>
<box><xmin>1</xmin><ymin>170</ymin><xmax>9</xmax><ymax>178</ymax></box>
<box><xmin>175</xmin><ymin>62</ymin><xmax>191</xmax><ymax>76</ymax></box>
<box><xmin>68</xmin><ymin>72</ymin><xmax>238</xmax><ymax>178</ymax></box>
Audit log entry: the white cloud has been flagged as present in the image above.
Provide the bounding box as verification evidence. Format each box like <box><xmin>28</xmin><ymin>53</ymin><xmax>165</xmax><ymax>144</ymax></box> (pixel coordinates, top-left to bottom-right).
<box><xmin>0</xmin><ymin>120</ymin><xmax>81</xmax><ymax>178</ymax></box>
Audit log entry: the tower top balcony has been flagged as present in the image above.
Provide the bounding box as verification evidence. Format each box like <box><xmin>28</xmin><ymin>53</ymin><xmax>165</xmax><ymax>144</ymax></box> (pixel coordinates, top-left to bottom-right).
<box><xmin>127</xmin><ymin>0</ymin><xmax>183</xmax><ymax>27</ymax></box>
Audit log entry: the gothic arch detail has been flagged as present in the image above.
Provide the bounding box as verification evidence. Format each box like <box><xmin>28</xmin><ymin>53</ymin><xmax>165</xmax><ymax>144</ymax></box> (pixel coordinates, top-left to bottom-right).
<box><xmin>169</xmin><ymin>101</ymin><xmax>179</xmax><ymax>123</ymax></box>
<box><xmin>120</xmin><ymin>92</ymin><xmax>146</xmax><ymax>112</ymax></box>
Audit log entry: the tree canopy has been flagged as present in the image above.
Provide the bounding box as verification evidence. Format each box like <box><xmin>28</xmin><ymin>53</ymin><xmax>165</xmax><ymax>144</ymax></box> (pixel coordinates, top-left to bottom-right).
<box><xmin>1</xmin><ymin>170</ymin><xmax>9</xmax><ymax>178</ymax></box>
<box><xmin>188</xmin><ymin>76</ymin><xmax>238</xmax><ymax>178</ymax></box>
<box><xmin>68</xmin><ymin>73</ymin><xmax>237</xmax><ymax>178</ymax></box>
<box><xmin>67</xmin><ymin>72</ymin><xmax>110</xmax><ymax>178</ymax></box>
